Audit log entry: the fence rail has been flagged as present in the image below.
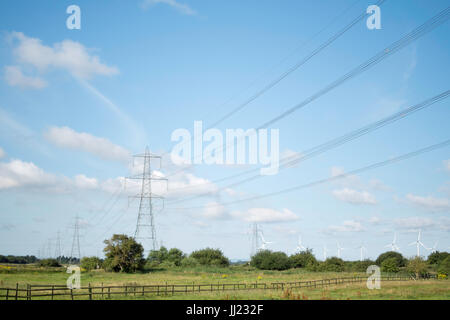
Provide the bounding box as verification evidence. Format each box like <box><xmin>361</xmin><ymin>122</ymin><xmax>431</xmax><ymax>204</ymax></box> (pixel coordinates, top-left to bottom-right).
<box><xmin>0</xmin><ymin>275</ymin><xmax>435</xmax><ymax>300</ymax></box>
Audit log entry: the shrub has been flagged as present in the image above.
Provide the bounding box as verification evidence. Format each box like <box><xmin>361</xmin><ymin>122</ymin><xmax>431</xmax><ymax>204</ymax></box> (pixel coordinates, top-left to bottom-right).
<box><xmin>427</xmin><ymin>251</ymin><xmax>449</xmax><ymax>265</ymax></box>
<box><xmin>437</xmin><ymin>256</ymin><xmax>450</xmax><ymax>276</ymax></box>
<box><xmin>321</xmin><ymin>257</ymin><xmax>345</xmax><ymax>272</ymax></box>
<box><xmin>180</xmin><ymin>257</ymin><xmax>199</xmax><ymax>267</ymax></box>
<box><xmin>352</xmin><ymin>260</ymin><xmax>376</xmax><ymax>272</ymax></box>
<box><xmin>80</xmin><ymin>257</ymin><xmax>102</xmax><ymax>271</ymax></box>
<box><xmin>38</xmin><ymin>258</ymin><xmax>61</xmax><ymax>267</ymax></box>
<box><xmin>251</xmin><ymin>250</ymin><xmax>290</xmax><ymax>270</ymax></box>
<box><xmin>381</xmin><ymin>257</ymin><xmax>399</xmax><ymax>273</ymax></box>
<box><xmin>289</xmin><ymin>249</ymin><xmax>317</xmax><ymax>269</ymax></box>
<box><xmin>407</xmin><ymin>257</ymin><xmax>428</xmax><ymax>279</ymax></box>
<box><xmin>190</xmin><ymin>248</ymin><xmax>229</xmax><ymax>266</ymax></box>
<box><xmin>375</xmin><ymin>251</ymin><xmax>406</xmax><ymax>267</ymax></box>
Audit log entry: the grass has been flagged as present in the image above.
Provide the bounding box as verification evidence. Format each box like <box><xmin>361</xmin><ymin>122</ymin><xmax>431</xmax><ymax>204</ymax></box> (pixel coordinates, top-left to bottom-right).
<box><xmin>0</xmin><ymin>264</ymin><xmax>448</xmax><ymax>300</ymax></box>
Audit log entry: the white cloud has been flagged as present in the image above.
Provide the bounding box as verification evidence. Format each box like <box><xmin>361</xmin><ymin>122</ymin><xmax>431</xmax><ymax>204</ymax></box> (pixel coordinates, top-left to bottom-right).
<box><xmin>44</xmin><ymin>126</ymin><xmax>130</xmax><ymax>163</ymax></box>
<box><xmin>394</xmin><ymin>217</ymin><xmax>435</xmax><ymax>230</ymax></box>
<box><xmin>10</xmin><ymin>32</ymin><xmax>118</xmax><ymax>80</ymax></box>
<box><xmin>74</xmin><ymin>174</ymin><xmax>99</xmax><ymax>189</ymax></box>
<box><xmin>332</xmin><ymin>188</ymin><xmax>377</xmax><ymax>205</ymax></box>
<box><xmin>325</xmin><ymin>220</ymin><xmax>365</xmax><ymax>234</ymax></box>
<box><xmin>444</xmin><ymin>160</ymin><xmax>450</xmax><ymax>172</ymax></box>
<box><xmin>0</xmin><ymin>147</ymin><xmax>5</xmax><ymax>159</ymax></box>
<box><xmin>405</xmin><ymin>194</ymin><xmax>450</xmax><ymax>212</ymax></box>
<box><xmin>141</xmin><ymin>0</ymin><xmax>196</xmax><ymax>15</ymax></box>
<box><xmin>368</xmin><ymin>216</ymin><xmax>382</xmax><ymax>225</ymax></box>
<box><xmin>0</xmin><ymin>159</ymin><xmax>57</xmax><ymax>189</ymax></box>
<box><xmin>200</xmin><ymin>202</ymin><xmax>227</xmax><ymax>220</ymax></box>
<box><xmin>231</xmin><ymin>208</ymin><xmax>299</xmax><ymax>223</ymax></box>
<box><xmin>4</xmin><ymin>65</ymin><xmax>47</xmax><ymax>89</ymax></box>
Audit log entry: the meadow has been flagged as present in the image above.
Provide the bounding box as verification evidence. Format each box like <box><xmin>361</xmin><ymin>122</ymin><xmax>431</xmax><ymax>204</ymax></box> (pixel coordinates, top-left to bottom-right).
<box><xmin>0</xmin><ymin>264</ymin><xmax>448</xmax><ymax>300</ymax></box>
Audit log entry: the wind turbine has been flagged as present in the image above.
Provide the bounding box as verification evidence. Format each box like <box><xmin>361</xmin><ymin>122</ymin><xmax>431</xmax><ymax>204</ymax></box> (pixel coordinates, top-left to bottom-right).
<box><xmin>356</xmin><ymin>244</ymin><xmax>367</xmax><ymax>261</ymax></box>
<box><xmin>323</xmin><ymin>245</ymin><xmax>328</xmax><ymax>261</ymax></box>
<box><xmin>294</xmin><ymin>235</ymin><xmax>306</xmax><ymax>253</ymax></box>
<box><xmin>385</xmin><ymin>233</ymin><xmax>400</xmax><ymax>252</ymax></box>
<box><xmin>259</xmin><ymin>233</ymin><xmax>273</xmax><ymax>250</ymax></box>
<box><xmin>428</xmin><ymin>241</ymin><xmax>439</xmax><ymax>253</ymax></box>
<box><xmin>408</xmin><ymin>229</ymin><xmax>427</xmax><ymax>257</ymax></box>
<box><xmin>337</xmin><ymin>242</ymin><xmax>345</xmax><ymax>259</ymax></box>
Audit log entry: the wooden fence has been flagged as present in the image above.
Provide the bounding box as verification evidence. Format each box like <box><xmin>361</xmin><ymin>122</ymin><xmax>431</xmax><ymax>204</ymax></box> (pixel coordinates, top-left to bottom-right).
<box><xmin>0</xmin><ymin>275</ymin><xmax>433</xmax><ymax>300</ymax></box>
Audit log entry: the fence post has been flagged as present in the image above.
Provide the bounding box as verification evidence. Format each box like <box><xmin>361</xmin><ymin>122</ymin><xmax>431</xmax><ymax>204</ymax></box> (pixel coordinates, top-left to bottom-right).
<box><xmin>70</xmin><ymin>288</ymin><xmax>74</xmax><ymax>300</ymax></box>
<box><xmin>27</xmin><ymin>284</ymin><xmax>30</xmax><ymax>301</ymax></box>
<box><xmin>6</xmin><ymin>288</ymin><xmax>9</xmax><ymax>300</ymax></box>
<box><xmin>172</xmin><ymin>285</ymin><xmax>174</xmax><ymax>295</ymax></box>
<box><xmin>125</xmin><ymin>285</ymin><xmax>127</xmax><ymax>296</ymax></box>
<box><xmin>108</xmin><ymin>287</ymin><xmax>111</xmax><ymax>299</ymax></box>
<box><xmin>101</xmin><ymin>283</ymin><xmax>104</xmax><ymax>299</ymax></box>
<box><xmin>15</xmin><ymin>283</ymin><xmax>19</xmax><ymax>300</ymax></box>
<box><xmin>89</xmin><ymin>283</ymin><xmax>92</xmax><ymax>300</ymax></box>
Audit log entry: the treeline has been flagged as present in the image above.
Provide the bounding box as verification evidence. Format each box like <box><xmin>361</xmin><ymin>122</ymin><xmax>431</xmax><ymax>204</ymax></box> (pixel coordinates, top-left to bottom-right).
<box><xmin>250</xmin><ymin>249</ymin><xmax>450</xmax><ymax>277</ymax></box>
<box><xmin>0</xmin><ymin>255</ymin><xmax>38</xmax><ymax>264</ymax></box>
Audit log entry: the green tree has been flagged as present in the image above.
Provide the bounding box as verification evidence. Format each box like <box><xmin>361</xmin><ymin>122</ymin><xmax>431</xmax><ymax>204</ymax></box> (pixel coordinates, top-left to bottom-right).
<box><xmin>103</xmin><ymin>234</ymin><xmax>145</xmax><ymax>273</ymax></box>
<box><xmin>80</xmin><ymin>256</ymin><xmax>102</xmax><ymax>271</ymax></box>
<box><xmin>147</xmin><ymin>246</ymin><xmax>169</xmax><ymax>267</ymax></box>
<box><xmin>407</xmin><ymin>257</ymin><xmax>428</xmax><ymax>279</ymax></box>
<box><xmin>321</xmin><ymin>257</ymin><xmax>345</xmax><ymax>272</ymax></box>
<box><xmin>289</xmin><ymin>249</ymin><xmax>317</xmax><ymax>269</ymax></box>
<box><xmin>251</xmin><ymin>250</ymin><xmax>290</xmax><ymax>270</ymax></box>
<box><xmin>167</xmin><ymin>248</ymin><xmax>185</xmax><ymax>266</ymax></box>
<box><xmin>381</xmin><ymin>257</ymin><xmax>399</xmax><ymax>273</ymax></box>
<box><xmin>190</xmin><ymin>248</ymin><xmax>229</xmax><ymax>266</ymax></box>
<box><xmin>437</xmin><ymin>256</ymin><xmax>450</xmax><ymax>276</ymax></box>
<box><xmin>38</xmin><ymin>258</ymin><xmax>61</xmax><ymax>267</ymax></box>
<box><xmin>375</xmin><ymin>251</ymin><xmax>406</xmax><ymax>267</ymax></box>
<box><xmin>427</xmin><ymin>251</ymin><xmax>449</xmax><ymax>265</ymax></box>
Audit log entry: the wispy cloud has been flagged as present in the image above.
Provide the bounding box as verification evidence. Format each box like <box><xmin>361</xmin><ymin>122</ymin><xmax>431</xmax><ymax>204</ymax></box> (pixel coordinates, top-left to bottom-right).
<box><xmin>324</xmin><ymin>220</ymin><xmax>365</xmax><ymax>234</ymax></box>
<box><xmin>405</xmin><ymin>194</ymin><xmax>450</xmax><ymax>212</ymax></box>
<box><xmin>4</xmin><ymin>65</ymin><xmax>47</xmax><ymax>89</ymax></box>
<box><xmin>332</xmin><ymin>188</ymin><xmax>377</xmax><ymax>205</ymax></box>
<box><xmin>141</xmin><ymin>0</ymin><xmax>196</xmax><ymax>15</ymax></box>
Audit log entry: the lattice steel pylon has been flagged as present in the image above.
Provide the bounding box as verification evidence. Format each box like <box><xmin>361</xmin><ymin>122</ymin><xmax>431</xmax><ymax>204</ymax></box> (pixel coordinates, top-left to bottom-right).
<box><xmin>70</xmin><ymin>216</ymin><xmax>81</xmax><ymax>263</ymax></box>
<box><xmin>128</xmin><ymin>147</ymin><xmax>168</xmax><ymax>252</ymax></box>
<box><xmin>250</xmin><ymin>223</ymin><xmax>261</xmax><ymax>258</ymax></box>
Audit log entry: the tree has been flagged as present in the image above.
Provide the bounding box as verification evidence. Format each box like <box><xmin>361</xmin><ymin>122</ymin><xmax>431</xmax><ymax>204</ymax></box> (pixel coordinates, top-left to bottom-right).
<box><xmin>38</xmin><ymin>258</ymin><xmax>61</xmax><ymax>267</ymax></box>
<box><xmin>289</xmin><ymin>249</ymin><xmax>317</xmax><ymax>269</ymax></box>
<box><xmin>103</xmin><ymin>234</ymin><xmax>145</xmax><ymax>273</ymax></box>
<box><xmin>407</xmin><ymin>257</ymin><xmax>428</xmax><ymax>279</ymax></box>
<box><xmin>190</xmin><ymin>248</ymin><xmax>229</xmax><ymax>266</ymax></box>
<box><xmin>427</xmin><ymin>251</ymin><xmax>449</xmax><ymax>265</ymax></box>
<box><xmin>437</xmin><ymin>256</ymin><xmax>450</xmax><ymax>276</ymax></box>
<box><xmin>251</xmin><ymin>250</ymin><xmax>290</xmax><ymax>270</ymax></box>
<box><xmin>81</xmin><ymin>256</ymin><xmax>102</xmax><ymax>271</ymax></box>
<box><xmin>147</xmin><ymin>246</ymin><xmax>169</xmax><ymax>267</ymax></box>
<box><xmin>167</xmin><ymin>248</ymin><xmax>185</xmax><ymax>266</ymax></box>
<box><xmin>381</xmin><ymin>257</ymin><xmax>399</xmax><ymax>273</ymax></box>
<box><xmin>375</xmin><ymin>251</ymin><xmax>406</xmax><ymax>267</ymax></box>
<box><xmin>321</xmin><ymin>257</ymin><xmax>345</xmax><ymax>272</ymax></box>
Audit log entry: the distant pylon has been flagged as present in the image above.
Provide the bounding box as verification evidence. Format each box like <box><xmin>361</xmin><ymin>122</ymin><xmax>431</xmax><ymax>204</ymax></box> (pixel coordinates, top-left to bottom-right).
<box><xmin>55</xmin><ymin>231</ymin><xmax>62</xmax><ymax>262</ymax></box>
<box><xmin>70</xmin><ymin>216</ymin><xmax>81</xmax><ymax>263</ymax></box>
<box><xmin>250</xmin><ymin>223</ymin><xmax>261</xmax><ymax>257</ymax></box>
<box><xmin>128</xmin><ymin>147</ymin><xmax>168</xmax><ymax>253</ymax></box>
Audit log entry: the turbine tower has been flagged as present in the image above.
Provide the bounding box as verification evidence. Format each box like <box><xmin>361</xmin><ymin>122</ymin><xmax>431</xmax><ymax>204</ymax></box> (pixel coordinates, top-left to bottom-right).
<box><xmin>128</xmin><ymin>147</ymin><xmax>167</xmax><ymax>253</ymax></box>
<box><xmin>385</xmin><ymin>233</ymin><xmax>400</xmax><ymax>252</ymax></box>
<box><xmin>323</xmin><ymin>245</ymin><xmax>328</xmax><ymax>261</ymax></box>
<box><xmin>356</xmin><ymin>244</ymin><xmax>367</xmax><ymax>261</ymax></box>
<box><xmin>429</xmin><ymin>241</ymin><xmax>439</xmax><ymax>253</ymax></box>
<box><xmin>337</xmin><ymin>242</ymin><xmax>345</xmax><ymax>259</ymax></box>
<box><xmin>408</xmin><ymin>229</ymin><xmax>427</xmax><ymax>257</ymax></box>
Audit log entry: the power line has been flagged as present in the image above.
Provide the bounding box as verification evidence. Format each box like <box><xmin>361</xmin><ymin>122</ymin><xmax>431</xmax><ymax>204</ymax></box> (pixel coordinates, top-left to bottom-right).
<box><xmin>164</xmin><ymin>0</ymin><xmax>387</xmax><ymax>179</ymax></box>
<box><xmin>168</xmin><ymin>138</ymin><xmax>450</xmax><ymax>210</ymax></box>
<box><xmin>167</xmin><ymin>89</ymin><xmax>450</xmax><ymax>205</ymax></box>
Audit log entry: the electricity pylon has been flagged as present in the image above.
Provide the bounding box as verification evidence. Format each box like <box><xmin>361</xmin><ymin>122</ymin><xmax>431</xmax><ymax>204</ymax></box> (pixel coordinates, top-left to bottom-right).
<box><xmin>128</xmin><ymin>147</ymin><xmax>167</xmax><ymax>253</ymax></box>
<box><xmin>70</xmin><ymin>216</ymin><xmax>81</xmax><ymax>264</ymax></box>
<box><xmin>55</xmin><ymin>231</ymin><xmax>62</xmax><ymax>262</ymax></box>
<box><xmin>250</xmin><ymin>223</ymin><xmax>261</xmax><ymax>258</ymax></box>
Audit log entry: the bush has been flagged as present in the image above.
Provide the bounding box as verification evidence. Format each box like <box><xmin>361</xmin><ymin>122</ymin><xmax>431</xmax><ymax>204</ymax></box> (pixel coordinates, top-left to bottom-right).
<box><xmin>180</xmin><ymin>257</ymin><xmax>199</xmax><ymax>267</ymax></box>
<box><xmin>427</xmin><ymin>251</ymin><xmax>449</xmax><ymax>265</ymax></box>
<box><xmin>103</xmin><ymin>234</ymin><xmax>145</xmax><ymax>273</ymax></box>
<box><xmin>190</xmin><ymin>248</ymin><xmax>229</xmax><ymax>266</ymax></box>
<box><xmin>407</xmin><ymin>257</ymin><xmax>428</xmax><ymax>279</ymax></box>
<box><xmin>289</xmin><ymin>249</ymin><xmax>317</xmax><ymax>269</ymax></box>
<box><xmin>351</xmin><ymin>260</ymin><xmax>376</xmax><ymax>272</ymax></box>
<box><xmin>251</xmin><ymin>250</ymin><xmax>290</xmax><ymax>270</ymax></box>
<box><xmin>375</xmin><ymin>251</ymin><xmax>406</xmax><ymax>267</ymax></box>
<box><xmin>381</xmin><ymin>257</ymin><xmax>399</xmax><ymax>273</ymax></box>
<box><xmin>437</xmin><ymin>256</ymin><xmax>450</xmax><ymax>276</ymax></box>
<box><xmin>321</xmin><ymin>257</ymin><xmax>345</xmax><ymax>272</ymax></box>
<box><xmin>38</xmin><ymin>258</ymin><xmax>61</xmax><ymax>267</ymax></box>
<box><xmin>80</xmin><ymin>257</ymin><xmax>102</xmax><ymax>271</ymax></box>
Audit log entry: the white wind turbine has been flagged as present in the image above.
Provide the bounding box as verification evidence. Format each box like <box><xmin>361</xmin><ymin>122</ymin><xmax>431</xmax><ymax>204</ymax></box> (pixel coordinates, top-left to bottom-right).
<box><xmin>259</xmin><ymin>233</ymin><xmax>273</xmax><ymax>250</ymax></box>
<box><xmin>337</xmin><ymin>242</ymin><xmax>346</xmax><ymax>259</ymax></box>
<box><xmin>356</xmin><ymin>244</ymin><xmax>367</xmax><ymax>261</ymax></box>
<box><xmin>428</xmin><ymin>241</ymin><xmax>439</xmax><ymax>253</ymax></box>
<box><xmin>323</xmin><ymin>245</ymin><xmax>328</xmax><ymax>261</ymax></box>
<box><xmin>294</xmin><ymin>235</ymin><xmax>306</xmax><ymax>253</ymax></box>
<box><xmin>385</xmin><ymin>233</ymin><xmax>400</xmax><ymax>252</ymax></box>
<box><xmin>408</xmin><ymin>229</ymin><xmax>427</xmax><ymax>257</ymax></box>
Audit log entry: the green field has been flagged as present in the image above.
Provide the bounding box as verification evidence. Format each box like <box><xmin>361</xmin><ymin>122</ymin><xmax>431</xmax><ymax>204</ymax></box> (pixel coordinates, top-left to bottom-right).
<box><xmin>0</xmin><ymin>264</ymin><xmax>448</xmax><ymax>300</ymax></box>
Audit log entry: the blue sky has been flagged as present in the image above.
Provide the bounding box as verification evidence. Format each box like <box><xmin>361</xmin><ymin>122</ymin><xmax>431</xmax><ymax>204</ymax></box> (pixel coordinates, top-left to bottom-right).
<box><xmin>0</xmin><ymin>0</ymin><xmax>449</xmax><ymax>261</ymax></box>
